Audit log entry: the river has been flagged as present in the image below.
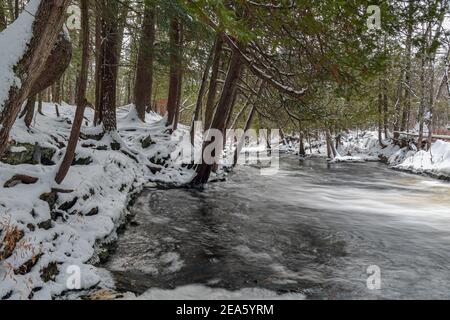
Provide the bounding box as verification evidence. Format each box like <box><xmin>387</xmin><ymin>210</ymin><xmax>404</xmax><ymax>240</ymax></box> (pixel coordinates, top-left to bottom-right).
<box><xmin>104</xmin><ymin>156</ymin><xmax>450</xmax><ymax>299</ymax></box>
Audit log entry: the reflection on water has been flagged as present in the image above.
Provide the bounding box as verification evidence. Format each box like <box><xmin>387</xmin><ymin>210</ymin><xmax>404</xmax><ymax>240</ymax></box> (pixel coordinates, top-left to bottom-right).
<box><xmin>104</xmin><ymin>156</ymin><xmax>450</xmax><ymax>299</ymax></box>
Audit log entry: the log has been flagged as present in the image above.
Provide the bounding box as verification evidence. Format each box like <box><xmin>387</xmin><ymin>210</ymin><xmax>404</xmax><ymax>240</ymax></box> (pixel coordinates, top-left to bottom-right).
<box><xmin>4</xmin><ymin>174</ymin><xmax>39</xmax><ymax>188</ymax></box>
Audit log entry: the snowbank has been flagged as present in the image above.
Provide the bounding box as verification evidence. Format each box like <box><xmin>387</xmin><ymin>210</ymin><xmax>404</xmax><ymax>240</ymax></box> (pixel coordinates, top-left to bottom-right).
<box><xmin>0</xmin><ymin>102</ymin><xmax>194</xmax><ymax>299</ymax></box>
<box><xmin>0</xmin><ymin>0</ymin><xmax>40</xmax><ymax>112</ymax></box>
<box><xmin>395</xmin><ymin>140</ymin><xmax>450</xmax><ymax>180</ymax></box>
<box><xmin>123</xmin><ymin>284</ymin><xmax>305</xmax><ymax>300</ymax></box>
<box><xmin>285</xmin><ymin>130</ymin><xmax>450</xmax><ymax>180</ymax></box>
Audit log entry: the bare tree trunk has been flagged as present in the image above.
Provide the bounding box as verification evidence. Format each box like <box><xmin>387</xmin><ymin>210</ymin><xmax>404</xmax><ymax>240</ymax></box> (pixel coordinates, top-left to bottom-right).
<box><xmin>134</xmin><ymin>3</ymin><xmax>155</xmax><ymax>121</ymax></box>
<box><xmin>37</xmin><ymin>92</ymin><xmax>43</xmax><ymax>115</ymax></box>
<box><xmin>166</xmin><ymin>17</ymin><xmax>182</xmax><ymax>129</ymax></box>
<box><xmin>14</xmin><ymin>0</ymin><xmax>18</xmax><ymax>19</ymax></box>
<box><xmin>401</xmin><ymin>1</ymin><xmax>413</xmax><ymax>133</ymax></box>
<box><xmin>94</xmin><ymin>11</ymin><xmax>102</xmax><ymax>125</ymax></box>
<box><xmin>55</xmin><ymin>0</ymin><xmax>89</xmax><ymax>184</ymax></box>
<box><xmin>0</xmin><ymin>0</ymin><xmax>71</xmax><ymax>156</ymax></box>
<box><xmin>190</xmin><ymin>45</ymin><xmax>214</xmax><ymax>144</ymax></box>
<box><xmin>99</xmin><ymin>0</ymin><xmax>120</xmax><ymax>132</ymax></box>
<box><xmin>325</xmin><ymin>128</ymin><xmax>332</xmax><ymax>158</ymax></box>
<box><xmin>191</xmin><ymin>45</ymin><xmax>245</xmax><ymax>185</ymax></box>
<box><xmin>383</xmin><ymin>81</ymin><xmax>389</xmax><ymax>139</ymax></box>
<box><xmin>378</xmin><ymin>90</ymin><xmax>385</xmax><ymax>147</ymax></box>
<box><xmin>23</xmin><ymin>95</ymin><xmax>36</xmax><ymax>128</ymax></box>
<box><xmin>204</xmin><ymin>35</ymin><xmax>223</xmax><ymax>130</ymax></box>
<box><xmin>393</xmin><ymin>69</ymin><xmax>404</xmax><ymax>142</ymax></box>
<box><xmin>418</xmin><ymin>52</ymin><xmax>426</xmax><ymax>150</ymax></box>
<box><xmin>299</xmin><ymin>122</ymin><xmax>306</xmax><ymax>157</ymax></box>
<box><xmin>427</xmin><ymin>55</ymin><xmax>435</xmax><ymax>151</ymax></box>
<box><xmin>326</xmin><ymin>128</ymin><xmax>338</xmax><ymax>158</ymax></box>
<box><xmin>233</xmin><ymin>104</ymin><xmax>256</xmax><ymax>166</ymax></box>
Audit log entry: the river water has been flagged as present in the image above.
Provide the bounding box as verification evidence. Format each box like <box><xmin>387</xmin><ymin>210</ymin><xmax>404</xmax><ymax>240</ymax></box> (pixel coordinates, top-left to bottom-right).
<box><xmin>104</xmin><ymin>156</ymin><xmax>450</xmax><ymax>299</ymax></box>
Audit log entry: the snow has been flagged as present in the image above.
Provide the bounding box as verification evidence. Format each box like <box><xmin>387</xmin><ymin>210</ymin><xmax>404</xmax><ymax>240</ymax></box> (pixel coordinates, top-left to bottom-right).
<box><xmin>395</xmin><ymin>140</ymin><xmax>450</xmax><ymax>179</ymax></box>
<box><xmin>0</xmin><ymin>0</ymin><xmax>41</xmax><ymax>113</ymax></box>
<box><xmin>123</xmin><ymin>284</ymin><xmax>305</xmax><ymax>300</ymax></box>
<box><xmin>284</xmin><ymin>130</ymin><xmax>450</xmax><ymax>180</ymax></box>
<box><xmin>0</xmin><ymin>102</ymin><xmax>194</xmax><ymax>300</ymax></box>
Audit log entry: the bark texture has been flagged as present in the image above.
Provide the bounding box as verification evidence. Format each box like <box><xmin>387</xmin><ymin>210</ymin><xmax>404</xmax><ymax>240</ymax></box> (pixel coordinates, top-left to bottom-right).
<box><xmin>55</xmin><ymin>0</ymin><xmax>89</xmax><ymax>184</ymax></box>
<box><xmin>134</xmin><ymin>3</ymin><xmax>155</xmax><ymax>121</ymax></box>
<box><xmin>0</xmin><ymin>0</ymin><xmax>71</xmax><ymax>156</ymax></box>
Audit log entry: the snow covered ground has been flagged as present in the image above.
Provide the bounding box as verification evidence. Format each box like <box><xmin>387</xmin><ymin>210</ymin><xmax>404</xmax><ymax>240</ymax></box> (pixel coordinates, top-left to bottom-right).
<box><xmin>0</xmin><ymin>102</ymin><xmax>195</xmax><ymax>300</ymax></box>
<box><xmin>282</xmin><ymin>130</ymin><xmax>450</xmax><ymax>180</ymax></box>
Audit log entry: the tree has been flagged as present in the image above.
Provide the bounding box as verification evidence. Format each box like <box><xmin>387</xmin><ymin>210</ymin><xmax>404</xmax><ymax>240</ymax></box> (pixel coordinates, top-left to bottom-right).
<box><xmin>166</xmin><ymin>17</ymin><xmax>183</xmax><ymax>129</ymax></box>
<box><xmin>0</xmin><ymin>0</ymin><xmax>71</xmax><ymax>156</ymax></box>
<box><xmin>134</xmin><ymin>0</ymin><xmax>156</xmax><ymax>121</ymax></box>
<box><xmin>191</xmin><ymin>44</ymin><xmax>245</xmax><ymax>185</ymax></box>
<box><xmin>55</xmin><ymin>0</ymin><xmax>89</xmax><ymax>184</ymax></box>
<box><xmin>98</xmin><ymin>0</ymin><xmax>121</xmax><ymax>132</ymax></box>
<box><xmin>204</xmin><ymin>35</ymin><xmax>223</xmax><ymax>130</ymax></box>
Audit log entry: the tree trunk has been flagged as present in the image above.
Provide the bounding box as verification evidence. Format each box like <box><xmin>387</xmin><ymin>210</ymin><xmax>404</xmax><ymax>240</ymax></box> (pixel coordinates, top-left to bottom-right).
<box><xmin>233</xmin><ymin>104</ymin><xmax>256</xmax><ymax>166</ymax></box>
<box><xmin>14</xmin><ymin>0</ymin><xmax>18</xmax><ymax>19</ymax></box>
<box><xmin>166</xmin><ymin>17</ymin><xmax>182</xmax><ymax>129</ymax></box>
<box><xmin>383</xmin><ymin>81</ymin><xmax>389</xmax><ymax>139</ymax></box>
<box><xmin>55</xmin><ymin>0</ymin><xmax>89</xmax><ymax>184</ymax></box>
<box><xmin>377</xmin><ymin>88</ymin><xmax>385</xmax><ymax>147</ymax></box>
<box><xmin>299</xmin><ymin>121</ymin><xmax>306</xmax><ymax>157</ymax></box>
<box><xmin>37</xmin><ymin>93</ymin><xmax>43</xmax><ymax>115</ymax></box>
<box><xmin>134</xmin><ymin>3</ymin><xmax>155</xmax><ymax>121</ymax></box>
<box><xmin>417</xmin><ymin>52</ymin><xmax>426</xmax><ymax>150</ymax></box>
<box><xmin>233</xmin><ymin>82</ymin><xmax>265</xmax><ymax>165</ymax></box>
<box><xmin>393</xmin><ymin>69</ymin><xmax>404</xmax><ymax>142</ymax></box>
<box><xmin>94</xmin><ymin>11</ymin><xmax>102</xmax><ymax>125</ymax></box>
<box><xmin>326</xmin><ymin>129</ymin><xmax>332</xmax><ymax>158</ymax></box>
<box><xmin>191</xmin><ymin>45</ymin><xmax>245</xmax><ymax>185</ymax></box>
<box><xmin>190</xmin><ymin>45</ymin><xmax>214</xmax><ymax>145</ymax></box>
<box><xmin>24</xmin><ymin>95</ymin><xmax>36</xmax><ymax>128</ymax></box>
<box><xmin>99</xmin><ymin>0</ymin><xmax>120</xmax><ymax>132</ymax></box>
<box><xmin>326</xmin><ymin>128</ymin><xmax>338</xmax><ymax>158</ymax></box>
<box><xmin>0</xmin><ymin>0</ymin><xmax>71</xmax><ymax>157</ymax></box>
<box><xmin>400</xmin><ymin>1</ymin><xmax>413</xmax><ymax>133</ymax></box>
<box><xmin>204</xmin><ymin>35</ymin><xmax>223</xmax><ymax>130</ymax></box>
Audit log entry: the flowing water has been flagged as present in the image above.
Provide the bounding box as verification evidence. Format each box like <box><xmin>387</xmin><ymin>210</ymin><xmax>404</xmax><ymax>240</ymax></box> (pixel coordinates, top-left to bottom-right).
<box><xmin>104</xmin><ymin>156</ymin><xmax>450</xmax><ymax>299</ymax></box>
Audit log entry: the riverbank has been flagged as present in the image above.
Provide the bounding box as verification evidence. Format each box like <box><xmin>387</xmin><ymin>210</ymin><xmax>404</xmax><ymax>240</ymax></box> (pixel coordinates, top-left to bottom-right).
<box><xmin>284</xmin><ymin>131</ymin><xmax>450</xmax><ymax>181</ymax></box>
<box><xmin>0</xmin><ymin>103</ymin><xmax>194</xmax><ymax>299</ymax></box>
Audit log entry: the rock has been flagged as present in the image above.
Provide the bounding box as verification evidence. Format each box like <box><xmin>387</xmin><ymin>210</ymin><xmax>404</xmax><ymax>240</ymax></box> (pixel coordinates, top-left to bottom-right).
<box><xmin>0</xmin><ymin>142</ymin><xmax>55</xmax><ymax>166</ymax></box>
<box><xmin>85</xmin><ymin>207</ymin><xmax>99</xmax><ymax>216</ymax></box>
<box><xmin>79</xmin><ymin>132</ymin><xmax>104</xmax><ymax>141</ymax></box>
<box><xmin>3</xmin><ymin>174</ymin><xmax>39</xmax><ymax>188</ymax></box>
<box><xmin>141</xmin><ymin>135</ymin><xmax>155</xmax><ymax>149</ymax></box>
<box><xmin>40</xmin><ymin>262</ymin><xmax>59</xmax><ymax>283</ymax></box>
<box><xmin>72</xmin><ymin>156</ymin><xmax>93</xmax><ymax>166</ymax></box>
<box><xmin>39</xmin><ymin>192</ymin><xmax>58</xmax><ymax>211</ymax></box>
<box><xmin>110</xmin><ymin>142</ymin><xmax>121</xmax><ymax>151</ymax></box>
<box><xmin>58</xmin><ymin>197</ymin><xmax>79</xmax><ymax>211</ymax></box>
<box><xmin>37</xmin><ymin>220</ymin><xmax>53</xmax><ymax>230</ymax></box>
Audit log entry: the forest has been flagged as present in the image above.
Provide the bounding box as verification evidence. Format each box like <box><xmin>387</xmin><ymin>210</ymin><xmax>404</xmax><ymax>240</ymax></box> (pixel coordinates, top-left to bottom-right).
<box><xmin>1</xmin><ymin>0</ymin><xmax>450</xmax><ymax>301</ymax></box>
